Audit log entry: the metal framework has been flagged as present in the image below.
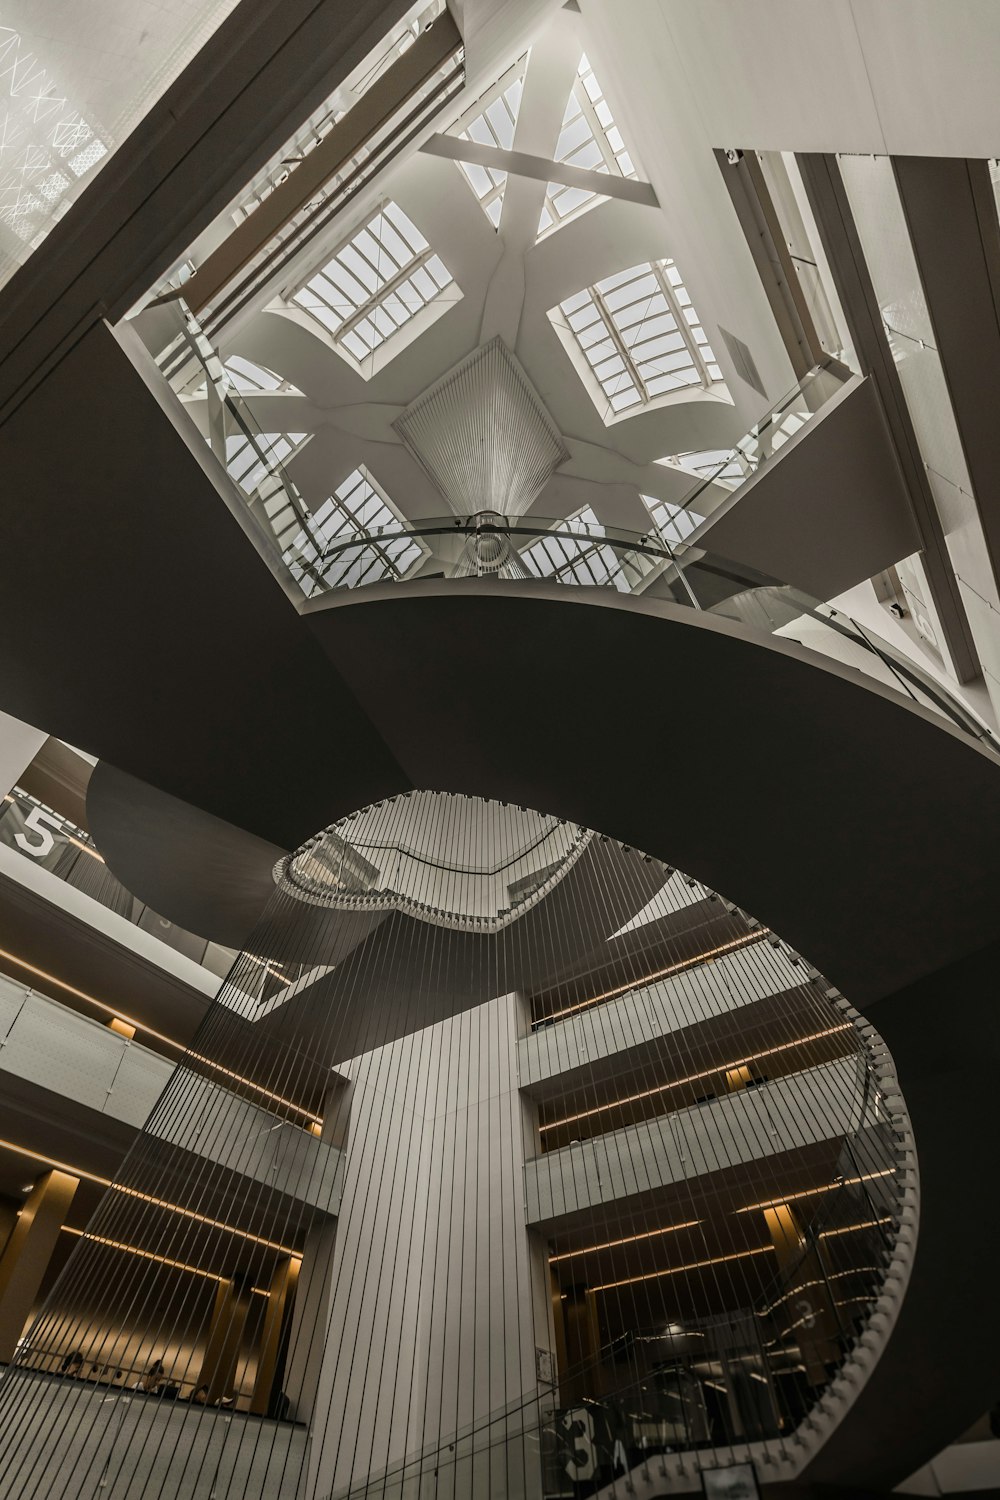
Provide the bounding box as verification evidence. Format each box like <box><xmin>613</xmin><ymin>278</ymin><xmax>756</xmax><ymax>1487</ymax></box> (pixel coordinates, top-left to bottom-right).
<box><xmin>538</xmin><ymin>53</ymin><xmax>637</xmax><ymax>237</ymax></box>
<box><xmin>285</xmin><ymin>465</ymin><xmax>425</xmax><ymax>594</ymax></box>
<box><xmin>555</xmin><ymin>258</ymin><xmax>726</xmax><ymax>416</ymax></box>
<box><xmin>291</xmin><ymin>199</ymin><xmax>455</xmax><ymax>368</ymax></box>
<box><xmin>448</xmin><ymin>57</ymin><xmax>526</xmax><ymax>226</ymax></box>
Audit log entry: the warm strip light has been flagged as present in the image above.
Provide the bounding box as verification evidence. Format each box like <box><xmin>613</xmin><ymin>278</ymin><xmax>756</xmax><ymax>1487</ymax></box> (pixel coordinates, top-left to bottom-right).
<box><xmin>539</xmin><ymin>1024</ymin><xmax>854</xmax><ymax>1133</ymax></box>
<box><xmin>538</xmin><ymin>930</ymin><xmax>771</xmax><ymax>1024</ymax></box>
<box><xmin>590</xmin><ymin>1243</ymin><xmax>774</xmax><ymax>1293</ymax></box>
<box><xmin>735</xmin><ymin>1169</ymin><xmax>895</xmax><ymax>1215</ymax></box>
<box><xmin>61</xmin><ymin>1225</ymin><xmax>226</xmax><ymax>1284</ymax></box>
<box><xmin>759</xmin><ymin>1268</ymin><xmax>882</xmax><ymax>1318</ymax></box>
<box><xmin>0</xmin><ymin>1137</ymin><xmax>296</xmax><ymax>1255</ymax></box>
<box><xmin>549</xmin><ymin>1217</ymin><xmax>701</xmax><ymax>1263</ymax></box>
<box><xmin>244</xmin><ymin>954</ymin><xmax>293</xmax><ymax>987</ymax></box>
<box><xmin>819</xmin><ymin>1217</ymin><xmax>892</xmax><ymax>1239</ymax></box>
<box><xmin>0</xmin><ymin>947</ymin><xmax>321</xmax><ymax>1127</ymax></box>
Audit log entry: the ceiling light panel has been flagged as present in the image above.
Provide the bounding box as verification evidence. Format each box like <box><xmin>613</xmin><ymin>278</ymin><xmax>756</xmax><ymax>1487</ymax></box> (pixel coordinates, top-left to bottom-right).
<box><xmin>550</xmin><ymin>258</ymin><xmax>726</xmax><ymax>420</ymax></box>
<box><xmin>291</xmin><ymin>200</ymin><xmax>458</xmax><ymax>372</ymax></box>
<box><xmin>449</xmin><ymin>57</ymin><xmax>526</xmax><ymax>227</ymax></box>
<box><xmin>538</xmin><ymin>53</ymin><xmax>638</xmax><ymax>238</ymax></box>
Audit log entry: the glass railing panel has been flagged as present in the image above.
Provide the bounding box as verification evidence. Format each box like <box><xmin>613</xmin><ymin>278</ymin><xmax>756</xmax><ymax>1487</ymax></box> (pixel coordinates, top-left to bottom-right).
<box><xmin>0</xmin><ymin>786</ymin><xmax>239</xmax><ymax>974</ymax></box>
<box><xmin>288</xmin><ymin>515</ymin><xmax>996</xmax><ymax>753</ymax></box>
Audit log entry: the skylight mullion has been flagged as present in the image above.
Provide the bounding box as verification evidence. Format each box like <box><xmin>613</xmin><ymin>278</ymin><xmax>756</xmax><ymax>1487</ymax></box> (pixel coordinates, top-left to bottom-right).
<box><xmin>652</xmin><ymin>260</ymin><xmax>714</xmax><ymax>387</ymax></box>
<box><xmin>591</xmin><ymin>285</ymin><xmax>645</xmax><ymax>401</ymax></box>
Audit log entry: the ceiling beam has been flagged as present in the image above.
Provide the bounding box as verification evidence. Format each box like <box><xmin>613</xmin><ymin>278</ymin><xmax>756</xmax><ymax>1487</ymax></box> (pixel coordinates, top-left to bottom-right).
<box><xmin>420</xmin><ymin>133</ymin><xmax>659</xmax><ymax>207</ymax></box>
<box><xmin>180</xmin><ymin>14</ymin><xmax>464</xmax><ymax>318</ymax></box>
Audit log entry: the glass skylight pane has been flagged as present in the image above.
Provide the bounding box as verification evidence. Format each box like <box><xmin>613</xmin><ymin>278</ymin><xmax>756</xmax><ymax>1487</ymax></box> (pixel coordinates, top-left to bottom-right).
<box><xmin>550</xmin><ymin>256</ymin><xmax>726</xmax><ymax>420</ymax></box>
<box><xmin>642</xmin><ymin>494</ymin><xmax>705</xmax><ymax>545</ymax></box>
<box><xmin>294</xmin><ymin>200</ymin><xmax>455</xmax><ymax>368</ymax></box>
<box><xmin>538</xmin><ymin>52</ymin><xmax>640</xmax><ymax>240</ymax></box>
<box><xmin>448</xmin><ymin>56</ymin><xmax>526</xmax><ymax>225</ymax></box>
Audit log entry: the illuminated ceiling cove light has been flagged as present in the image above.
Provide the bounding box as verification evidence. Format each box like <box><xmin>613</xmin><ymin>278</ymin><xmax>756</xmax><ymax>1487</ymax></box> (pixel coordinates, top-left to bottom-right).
<box><xmin>549</xmin><ymin>258</ymin><xmax>728</xmax><ymax>421</ymax></box>
<box><xmin>290</xmin><ymin>200</ymin><xmax>460</xmax><ymax>375</ymax></box>
<box><xmin>449</xmin><ymin>57</ymin><xmax>525</xmax><ymax>227</ymax></box>
<box><xmin>538</xmin><ymin>53</ymin><xmax>638</xmax><ymax>238</ymax></box>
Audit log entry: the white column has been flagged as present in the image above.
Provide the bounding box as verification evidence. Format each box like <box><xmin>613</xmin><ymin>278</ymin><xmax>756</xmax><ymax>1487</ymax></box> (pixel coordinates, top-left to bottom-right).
<box><xmin>305</xmin><ymin>992</ymin><xmax>553</xmax><ymax>1500</ymax></box>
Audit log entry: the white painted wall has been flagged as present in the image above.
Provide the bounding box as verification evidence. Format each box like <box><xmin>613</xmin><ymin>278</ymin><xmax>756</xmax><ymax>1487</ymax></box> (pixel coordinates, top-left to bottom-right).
<box><xmin>520</xmin><ymin>941</ymin><xmax>804</xmax><ymax>1088</ymax></box>
<box><xmin>525</xmin><ymin>1056</ymin><xmax>870</xmax><ymax>1224</ymax></box>
<box><xmin>0</xmin><ymin>711</ymin><xmax>46</xmax><ymax>802</ymax></box>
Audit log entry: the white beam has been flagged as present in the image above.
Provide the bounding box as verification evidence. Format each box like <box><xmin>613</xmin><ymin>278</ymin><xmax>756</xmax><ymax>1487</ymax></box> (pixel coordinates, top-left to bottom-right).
<box><xmin>421</xmin><ymin>132</ymin><xmax>659</xmax><ymax>206</ymax></box>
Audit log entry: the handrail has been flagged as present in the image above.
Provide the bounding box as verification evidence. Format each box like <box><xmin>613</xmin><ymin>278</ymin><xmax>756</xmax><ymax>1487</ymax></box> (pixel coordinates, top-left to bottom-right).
<box><xmin>292</xmin><ymin>512</ymin><xmax>996</xmax><ymax>753</ymax></box>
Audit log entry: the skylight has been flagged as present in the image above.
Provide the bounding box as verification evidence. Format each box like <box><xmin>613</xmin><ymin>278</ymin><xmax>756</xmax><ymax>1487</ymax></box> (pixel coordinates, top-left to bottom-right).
<box><xmin>538</xmin><ymin>54</ymin><xmax>637</xmax><ymax>238</ymax></box>
<box><xmin>223</xmin><ymin>356</ymin><xmax>302</xmax><ymax>396</ymax></box>
<box><xmin>226</xmin><ymin>432</ymin><xmax>308</xmax><ymax>496</ymax></box>
<box><xmin>550</xmin><ymin>259</ymin><xmax>727</xmax><ymax>419</ymax></box>
<box><xmin>641</xmin><ymin>494</ymin><xmax>704</xmax><ymax>547</ymax></box>
<box><xmin>656</xmin><ymin>450</ymin><xmax>747</xmax><ymax>489</ymax></box>
<box><xmin>521</xmin><ymin>507</ymin><xmax>629</xmax><ymax>590</ymax></box>
<box><xmin>449</xmin><ymin>58</ymin><xmax>525</xmax><ymax>227</ymax></box>
<box><xmin>285</xmin><ymin>467</ymin><xmax>424</xmax><ymax>595</ymax></box>
<box><xmin>291</xmin><ymin>201</ymin><xmax>457</xmax><ymax>372</ymax></box>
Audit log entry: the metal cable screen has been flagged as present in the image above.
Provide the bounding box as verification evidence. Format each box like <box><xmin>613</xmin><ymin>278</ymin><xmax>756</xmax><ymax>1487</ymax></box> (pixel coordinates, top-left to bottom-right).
<box><xmin>0</xmin><ymin>793</ymin><xmax>910</xmax><ymax>1500</ymax></box>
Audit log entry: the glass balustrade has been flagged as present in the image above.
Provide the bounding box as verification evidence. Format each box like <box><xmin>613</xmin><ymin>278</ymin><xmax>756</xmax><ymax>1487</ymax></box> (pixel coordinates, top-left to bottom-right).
<box><xmin>297</xmin><ymin>512</ymin><xmax>995</xmax><ymax>753</ymax></box>
<box><xmin>0</xmin><ymin>787</ymin><xmax>236</xmax><ymax>979</ymax></box>
<box><xmin>144</xmin><ymin>303</ymin><xmax>991</xmax><ymax>754</ymax></box>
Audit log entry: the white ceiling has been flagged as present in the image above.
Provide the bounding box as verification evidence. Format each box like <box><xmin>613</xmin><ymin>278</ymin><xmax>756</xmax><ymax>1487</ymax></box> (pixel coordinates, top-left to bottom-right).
<box><xmin>217</xmin><ymin>1</ymin><xmax>796</xmax><ymax>536</ymax></box>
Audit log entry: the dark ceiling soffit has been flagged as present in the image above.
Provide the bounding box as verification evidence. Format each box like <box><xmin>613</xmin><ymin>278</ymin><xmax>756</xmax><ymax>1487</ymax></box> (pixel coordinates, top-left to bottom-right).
<box><xmin>795</xmin><ymin>151</ymin><xmax>981</xmax><ymax>685</ymax></box>
<box><xmin>892</xmin><ymin>156</ymin><xmax>1000</xmax><ymax>607</ymax></box>
<box><xmin>0</xmin><ymin>318</ymin><xmax>409</xmax><ymax>849</ymax></box>
<box><xmin>0</xmin><ymin>0</ymin><xmax>417</xmax><ymax>426</ymax></box>
<box><xmin>714</xmin><ymin>148</ymin><xmax>825</xmax><ymax>382</ymax></box>
<box><xmin>86</xmin><ymin>761</ymin><xmax>287</xmax><ymax>949</ymax></box>
<box><xmin>304</xmin><ymin>582</ymin><xmax>1000</xmax><ymax>1012</ymax></box>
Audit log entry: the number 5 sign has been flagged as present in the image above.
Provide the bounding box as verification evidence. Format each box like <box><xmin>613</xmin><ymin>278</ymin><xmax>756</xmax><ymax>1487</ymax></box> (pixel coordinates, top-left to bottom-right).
<box><xmin>14</xmin><ymin>806</ymin><xmax>64</xmax><ymax>859</ymax></box>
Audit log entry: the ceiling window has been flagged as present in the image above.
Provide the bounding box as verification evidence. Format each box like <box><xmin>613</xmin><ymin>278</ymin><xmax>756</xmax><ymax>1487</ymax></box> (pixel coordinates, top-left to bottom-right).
<box><xmin>640</xmin><ymin>494</ymin><xmax>704</xmax><ymax>547</ymax></box>
<box><xmin>449</xmin><ymin>57</ymin><xmax>526</xmax><ymax>227</ymax></box>
<box><xmin>291</xmin><ymin>201</ymin><xmax>457</xmax><ymax>371</ymax></box>
<box><xmin>538</xmin><ymin>54</ymin><xmax>638</xmax><ymax>238</ymax></box>
<box><xmin>550</xmin><ymin>259</ymin><xmax>727</xmax><ymax>419</ymax></box>
<box><xmin>226</xmin><ymin>431</ymin><xmax>308</xmax><ymax>496</ymax></box>
<box><xmin>656</xmin><ymin>450</ymin><xmax>747</xmax><ymax>489</ymax></box>
<box><xmin>222</xmin><ymin>356</ymin><xmax>302</xmax><ymax>396</ymax></box>
<box><xmin>285</xmin><ymin>467</ymin><xmax>425</xmax><ymax>595</ymax></box>
<box><xmin>521</xmin><ymin>507</ymin><xmax>629</xmax><ymax>591</ymax></box>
